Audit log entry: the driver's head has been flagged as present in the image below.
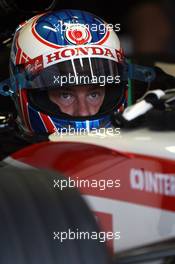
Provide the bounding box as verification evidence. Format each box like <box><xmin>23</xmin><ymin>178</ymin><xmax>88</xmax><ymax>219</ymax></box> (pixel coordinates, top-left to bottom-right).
<box><xmin>9</xmin><ymin>9</ymin><xmax>127</xmax><ymax>135</ymax></box>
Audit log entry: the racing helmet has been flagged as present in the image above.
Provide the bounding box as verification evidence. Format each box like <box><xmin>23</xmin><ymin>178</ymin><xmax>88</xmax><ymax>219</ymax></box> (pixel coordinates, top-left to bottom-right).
<box><xmin>9</xmin><ymin>9</ymin><xmax>127</xmax><ymax>135</ymax></box>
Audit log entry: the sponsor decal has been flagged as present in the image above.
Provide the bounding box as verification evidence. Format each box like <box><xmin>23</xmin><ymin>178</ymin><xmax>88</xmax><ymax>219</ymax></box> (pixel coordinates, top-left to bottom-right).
<box><xmin>22</xmin><ymin>46</ymin><xmax>124</xmax><ymax>74</ymax></box>
<box><xmin>24</xmin><ymin>55</ymin><xmax>43</xmax><ymax>73</ymax></box>
<box><xmin>65</xmin><ymin>24</ymin><xmax>92</xmax><ymax>45</ymax></box>
<box><xmin>43</xmin><ymin>45</ymin><xmax>124</xmax><ymax>67</ymax></box>
<box><xmin>130</xmin><ymin>168</ymin><xmax>175</xmax><ymax>197</ymax></box>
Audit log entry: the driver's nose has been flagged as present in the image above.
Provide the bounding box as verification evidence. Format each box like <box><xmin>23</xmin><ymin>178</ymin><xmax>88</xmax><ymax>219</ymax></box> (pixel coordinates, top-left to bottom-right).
<box><xmin>75</xmin><ymin>98</ymin><xmax>91</xmax><ymax>116</ymax></box>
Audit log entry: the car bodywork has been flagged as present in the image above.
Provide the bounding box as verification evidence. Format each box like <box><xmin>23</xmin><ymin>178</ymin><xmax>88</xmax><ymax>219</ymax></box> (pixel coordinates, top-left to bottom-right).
<box><xmin>3</xmin><ymin>127</ymin><xmax>175</xmax><ymax>254</ymax></box>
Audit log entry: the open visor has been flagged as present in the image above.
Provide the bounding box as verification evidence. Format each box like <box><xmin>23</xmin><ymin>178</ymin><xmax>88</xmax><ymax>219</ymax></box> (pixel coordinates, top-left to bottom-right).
<box><xmin>22</xmin><ymin>57</ymin><xmax>126</xmax><ymax>117</ymax></box>
<box><xmin>17</xmin><ymin>57</ymin><xmax>124</xmax><ymax>90</ymax></box>
<box><xmin>27</xmin><ymin>82</ymin><xmax>125</xmax><ymax>118</ymax></box>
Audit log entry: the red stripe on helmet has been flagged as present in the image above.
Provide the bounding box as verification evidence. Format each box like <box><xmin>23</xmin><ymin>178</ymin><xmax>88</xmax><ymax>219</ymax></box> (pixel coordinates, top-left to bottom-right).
<box><xmin>39</xmin><ymin>112</ymin><xmax>57</xmax><ymax>133</ymax></box>
<box><xmin>16</xmin><ymin>36</ymin><xmax>22</xmax><ymax>65</ymax></box>
<box><xmin>95</xmin><ymin>30</ymin><xmax>110</xmax><ymax>45</ymax></box>
<box><xmin>16</xmin><ymin>36</ymin><xmax>31</xmax><ymax>65</ymax></box>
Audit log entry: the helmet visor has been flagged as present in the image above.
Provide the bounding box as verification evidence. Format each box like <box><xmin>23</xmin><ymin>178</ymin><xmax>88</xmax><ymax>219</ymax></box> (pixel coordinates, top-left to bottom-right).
<box><xmin>28</xmin><ymin>82</ymin><xmax>125</xmax><ymax>118</ymax></box>
<box><xmin>17</xmin><ymin>47</ymin><xmax>126</xmax><ymax>118</ymax></box>
<box><xmin>17</xmin><ymin>56</ymin><xmax>124</xmax><ymax>90</ymax></box>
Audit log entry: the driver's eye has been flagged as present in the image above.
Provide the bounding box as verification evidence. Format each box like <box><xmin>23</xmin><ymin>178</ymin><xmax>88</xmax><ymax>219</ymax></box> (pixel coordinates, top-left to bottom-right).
<box><xmin>90</xmin><ymin>92</ymin><xmax>98</xmax><ymax>98</ymax></box>
<box><xmin>58</xmin><ymin>92</ymin><xmax>74</xmax><ymax>105</ymax></box>
<box><xmin>61</xmin><ymin>93</ymin><xmax>72</xmax><ymax>99</ymax></box>
<box><xmin>88</xmin><ymin>91</ymin><xmax>102</xmax><ymax>100</ymax></box>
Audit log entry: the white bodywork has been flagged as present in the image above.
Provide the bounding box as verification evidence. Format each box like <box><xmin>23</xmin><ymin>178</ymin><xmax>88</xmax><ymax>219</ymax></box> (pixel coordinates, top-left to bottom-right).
<box><xmin>49</xmin><ymin>128</ymin><xmax>175</xmax><ymax>160</ymax></box>
<box><xmin>49</xmin><ymin>128</ymin><xmax>175</xmax><ymax>252</ymax></box>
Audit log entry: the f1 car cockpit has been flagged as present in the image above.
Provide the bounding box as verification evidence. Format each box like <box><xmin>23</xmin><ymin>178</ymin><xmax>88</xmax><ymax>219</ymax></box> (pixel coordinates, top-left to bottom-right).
<box><xmin>0</xmin><ymin>1</ymin><xmax>175</xmax><ymax>264</ymax></box>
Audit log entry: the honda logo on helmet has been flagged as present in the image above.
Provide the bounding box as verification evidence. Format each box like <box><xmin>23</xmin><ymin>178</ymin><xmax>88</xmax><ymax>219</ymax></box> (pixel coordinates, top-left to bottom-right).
<box><xmin>65</xmin><ymin>23</ymin><xmax>92</xmax><ymax>45</ymax></box>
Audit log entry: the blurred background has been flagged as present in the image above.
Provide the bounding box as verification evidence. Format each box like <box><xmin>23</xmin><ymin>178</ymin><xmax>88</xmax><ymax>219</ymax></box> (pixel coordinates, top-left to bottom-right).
<box><xmin>1</xmin><ymin>0</ymin><xmax>175</xmax><ymax>109</ymax></box>
<box><xmin>1</xmin><ymin>0</ymin><xmax>174</xmax><ymax>55</ymax></box>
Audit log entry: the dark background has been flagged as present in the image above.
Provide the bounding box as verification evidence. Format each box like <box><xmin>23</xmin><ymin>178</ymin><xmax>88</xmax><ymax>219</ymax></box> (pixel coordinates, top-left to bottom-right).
<box><xmin>1</xmin><ymin>0</ymin><xmax>175</xmax><ymax>59</ymax></box>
